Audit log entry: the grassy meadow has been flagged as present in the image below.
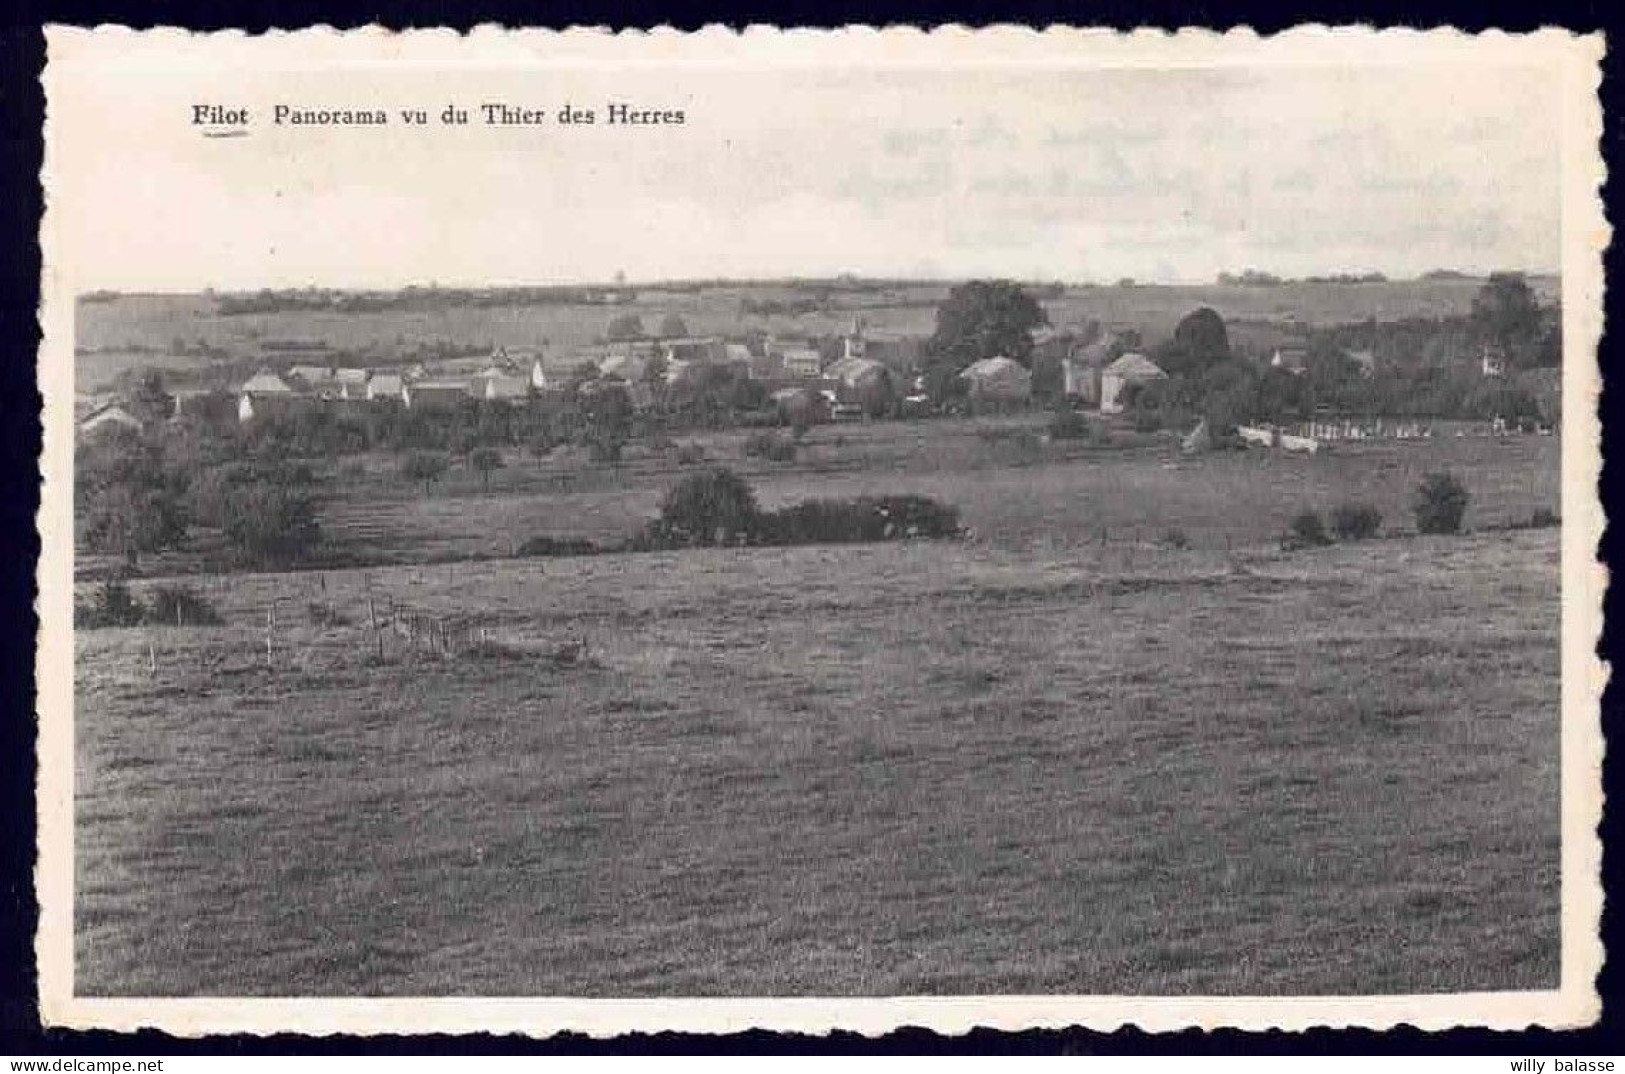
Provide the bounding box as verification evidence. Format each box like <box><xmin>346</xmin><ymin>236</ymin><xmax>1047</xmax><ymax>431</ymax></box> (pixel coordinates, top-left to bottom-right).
<box><xmin>304</xmin><ymin>417</ymin><xmax>1558</xmax><ymax>564</ymax></box>
<box><xmin>76</xmin><ymin>528</ymin><xmax>1559</xmax><ymax>996</ymax></box>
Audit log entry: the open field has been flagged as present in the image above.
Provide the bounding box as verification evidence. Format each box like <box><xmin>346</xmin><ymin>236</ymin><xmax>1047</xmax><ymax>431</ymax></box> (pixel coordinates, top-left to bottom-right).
<box><xmin>75</xmin><ymin>414</ymin><xmax>1560</xmax><ymax>580</ymax></box>
<box><xmin>76</xmin><ymin>528</ymin><xmax>1559</xmax><ymax>995</ymax></box>
<box><xmin>73</xmin><ymin>276</ymin><xmax>1559</xmax><ymax>391</ymax></box>
<box><xmin>306</xmin><ymin>419</ymin><xmax>1559</xmax><ymax>565</ymax></box>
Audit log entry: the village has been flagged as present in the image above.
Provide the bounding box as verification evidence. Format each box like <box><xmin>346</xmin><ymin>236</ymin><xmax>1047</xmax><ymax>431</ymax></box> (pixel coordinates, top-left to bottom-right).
<box><xmin>74</xmin><ymin>297</ymin><xmax>1559</xmax><ymax>453</ymax></box>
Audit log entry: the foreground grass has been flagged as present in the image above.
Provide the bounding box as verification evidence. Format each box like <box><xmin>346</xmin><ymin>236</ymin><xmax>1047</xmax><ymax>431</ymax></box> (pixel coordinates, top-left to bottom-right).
<box><xmin>75</xmin><ymin>529</ymin><xmax>1558</xmax><ymax>996</ymax></box>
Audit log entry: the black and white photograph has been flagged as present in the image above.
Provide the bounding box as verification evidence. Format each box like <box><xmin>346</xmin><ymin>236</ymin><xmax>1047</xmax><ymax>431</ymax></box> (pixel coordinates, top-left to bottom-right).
<box><xmin>37</xmin><ymin>26</ymin><xmax>1605</xmax><ymax>1035</ymax></box>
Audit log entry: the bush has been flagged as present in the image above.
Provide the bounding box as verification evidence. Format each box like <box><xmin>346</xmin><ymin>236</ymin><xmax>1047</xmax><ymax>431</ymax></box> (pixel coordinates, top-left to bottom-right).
<box><xmin>674</xmin><ymin>442</ymin><xmax>707</xmax><ymax>465</ymax></box>
<box><xmin>1330</xmin><ymin>502</ymin><xmax>1383</xmax><ymax>541</ymax></box>
<box><xmin>1529</xmin><ymin>507</ymin><xmax>1560</xmax><ymax>529</ymax></box>
<box><xmin>222</xmin><ymin>481</ymin><xmax>321</xmax><ymax>568</ymax></box>
<box><xmin>1413</xmin><ymin>471</ymin><xmax>1470</xmax><ymax>534</ymax></box>
<box><xmin>1160</xmin><ymin>527</ymin><xmax>1190</xmax><ymax>550</ymax></box>
<box><xmin>1289</xmin><ymin>510</ymin><xmax>1331</xmax><ymax>547</ymax></box>
<box><xmin>1133</xmin><ymin>408</ymin><xmax>1165</xmax><ymax>433</ymax></box>
<box><xmin>515</xmin><ymin>535</ymin><xmax>601</xmax><ymax>558</ymax></box>
<box><xmin>658</xmin><ymin>468</ymin><xmax>760</xmax><ymax>546</ymax></box>
<box><xmin>74</xmin><ymin>580</ymin><xmax>146</xmax><ymax>629</ymax></box>
<box><xmin>149</xmin><ymin>585</ymin><xmax>224</xmax><ymax>626</ymax></box>
<box><xmin>1048</xmin><ymin>409</ymin><xmax>1101</xmax><ymax>442</ymax></box>
<box><xmin>742</xmin><ymin>430</ymin><xmax>798</xmax><ymax>462</ymax></box>
<box><xmin>756</xmin><ymin>494</ymin><xmax>961</xmax><ymax>546</ymax></box>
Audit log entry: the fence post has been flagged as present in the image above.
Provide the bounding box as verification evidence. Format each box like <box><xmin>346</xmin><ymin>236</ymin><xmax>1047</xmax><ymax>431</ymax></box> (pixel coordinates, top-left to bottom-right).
<box><xmin>264</xmin><ymin>607</ymin><xmax>274</xmax><ymax>670</ymax></box>
<box><xmin>148</xmin><ymin>640</ymin><xmax>157</xmax><ymax>676</ymax></box>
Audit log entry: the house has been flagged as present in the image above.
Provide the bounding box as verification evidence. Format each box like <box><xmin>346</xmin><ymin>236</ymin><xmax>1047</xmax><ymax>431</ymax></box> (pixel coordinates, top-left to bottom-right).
<box><xmin>1100</xmin><ymin>353</ymin><xmax>1167</xmax><ymax>414</ymax></box>
<box><xmin>478</xmin><ymin>373</ymin><xmax>530</xmax><ymax>401</ymax></box>
<box><xmin>288</xmin><ymin>364</ymin><xmax>335</xmax><ymax>388</ymax></box>
<box><xmin>530</xmin><ymin>359</ymin><xmax>549</xmax><ymax>391</ymax></box>
<box><xmin>365</xmin><ymin>372</ymin><xmax>405</xmax><ymax>402</ymax></box>
<box><xmin>746</xmin><ymin>349</ymin><xmax>784</xmax><ymax>380</ymax></box>
<box><xmin>599</xmin><ymin>352</ymin><xmax>650</xmax><ymax>382</ymax></box>
<box><xmin>959</xmin><ymin>356</ymin><xmax>1032</xmax><ymax>409</ymax></box>
<box><xmin>236</xmin><ymin>369</ymin><xmax>298</xmax><ymax>422</ymax></box>
<box><xmin>661</xmin><ymin>337</ymin><xmax>725</xmax><ymax>366</ymax></box>
<box><xmin>403</xmin><ymin>379</ymin><xmax>472</xmax><ymax>411</ymax></box>
<box><xmin>825</xmin><ymin>356</ymin><xmax>897</xmax><ymax>414</ymax></box>
<box><xmin>1346</xmin><ymin>349</ymin><xmax>1377</xmax><ymax>379</ymax></box>
<box><xmin>77</xmin><ymin>403</ymin><xmax>142</xmax><ymax>439</ymax></box>
<box><xmin>1481</xmin><ymin>344</ymin><xmax>1507</xmax><ymax>377</ymax></box>
<box><xmin>1271</xmin><ymin>346</ymin><xmax>1310</xmax><ymax>376</ymax></box>
<box><xmin>332</xmin><ymin>368</ymin><xmax>369</xmax><ymax>398</ymax></box>
<box><xmin>778</xmin><ymin>346</ymin><xmax>825</xmax><ymax>379</ymax></box>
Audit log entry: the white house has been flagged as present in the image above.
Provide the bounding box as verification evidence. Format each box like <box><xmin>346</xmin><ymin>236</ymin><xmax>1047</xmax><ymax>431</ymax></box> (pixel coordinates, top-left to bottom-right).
<box><xmin>959</xmin><ymin>356</ymin><xmax>1032</xmax><ymax>407</ymax></box>
<box><xmin>1270</xmin><ymin>347</ymin><xmax>1310</xmax><ymax>376</ymax></box>
<box><xmin>236</xmin><ymin>369</ymin><xmax>297</xmax><ymax>422</ymax></box>
<box><xmin>365</xmin><ymin>373</ymin><xmax>405</xmax><ymax>402</ymax></box>
<box><xmin>779</xmin><ymin>347</ymin><xmax>824</xmax><ymax>379</ymax></box>
<box><xmin>1100</xmin><ymin>353</ymin><xmax>1167</xmax><ymax>414</ymax></box>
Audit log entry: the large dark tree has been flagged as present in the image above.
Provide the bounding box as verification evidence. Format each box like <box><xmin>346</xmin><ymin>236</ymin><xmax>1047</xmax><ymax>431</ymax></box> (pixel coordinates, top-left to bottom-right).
<box><xmin>1154</xmin><ymin>307</ymin><xmax>1232</xmax><ymax>377</ymax></box>
<box><xmin>658</xmin><ymin>468</ymin><xmax>759</xmax><ymax>546</ymax></box>
<box><xmin>925</xmin><ymin>280</ymin><xmax>1049</xmax><ymax>371</ymax></box>
<box><xmin>1472</xmin><ymin>272</ymin><xmax>1544</xmax><ymax>369</ymax></box>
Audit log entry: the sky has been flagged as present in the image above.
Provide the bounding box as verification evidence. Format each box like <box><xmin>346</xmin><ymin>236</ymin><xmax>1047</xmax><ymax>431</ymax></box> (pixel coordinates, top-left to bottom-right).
<box><xmin>48</xmin><ymin>31</ymin><xmax>1570</xmax><ymax>290</ymax></box>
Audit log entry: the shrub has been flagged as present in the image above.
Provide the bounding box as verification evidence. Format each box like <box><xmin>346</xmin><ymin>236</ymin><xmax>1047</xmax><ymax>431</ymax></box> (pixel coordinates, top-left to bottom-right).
<box><xmin>1048</xmin><ymin>409</ymin><xmax>1101</xmax><ymax>442</ymax></box>
<box><xmin>222</xmin><ymin>481</ymin><xmax>321</xmax><ymax>568</ymax></box>
<box><xmin>1529</xmin><ymin>507</ymin><xmax>1560</xmax><ymax>529</ymax></box>
<box><xmin>1160</xmin><ymin>527</ymin><xmax>1191</xmax><ymax>550</ymax></box>
<box><xmin>1330</xmin><ymin>502</ymin><xmax>1383</xmax><ymax>541</ymax></box>
<box><xmin>1413</xmin><ymin>471</ymin><xmax>1470</xmax><ymax>534</ymax></box>
<box><xmin>1289</xmin><ymin>510</ymin><xmax>1331</xmax><ymax>547</ymax></box>
<box><xmin>756</xmin><ymin>494</ymin><xmax>961</xmax><ymax>545</ymax></box>
<box><xmin>74</xmin><ymin>580</ymin><xmax>146</xmax><ymax>629</ymax></box>
<box><xmin>742</xmin><ymin>430</ymin><xmax>797</xmax><ymax>462</ymax></box>
<box><xmin>401</xmin><ymin>451</ymin><xmax>450</xmax><ymax>494</ymax></box>
<box><xmin>149</xmin><ymin>585</ymin><xmax>224</xmax><ymax>626</ymax></box>
<box><xmin>674</xmin><ymin>442</ymin><xmax>707</xmax><ymax>466</ymax></box>
<box><xmin>658</xmin><ymin>468</ymin><xmax>759</xmax><ymax>546</ymax></box>
<box><xmin>516</xmin><ymin>535</ymin><xmax>601</xmax><ymax>558</ymax></box>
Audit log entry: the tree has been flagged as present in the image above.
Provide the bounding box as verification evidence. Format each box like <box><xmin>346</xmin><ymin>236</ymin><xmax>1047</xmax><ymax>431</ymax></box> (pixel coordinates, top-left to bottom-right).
<box><xmin>469</xmin><ymin>446</ymin><xmax>504</xmax><ymax>490</ymax></box>
<box><xmin>925</xmin><ymin>280</ymin><xmax>1049</xmax><ymax>371</ymax></box>
<box><xmin>130</xmin><ymin>370</ymin><xmax>175</xmax><ymax>426</ymax></box>
<box><xmin>657</xmin><ymin>313</ymin><xmax>689</xmax><ymax>338</ymax></box>
<box><xmin>1472</xmin><ymin>273</ymin><xmax>1542</xmax><ymax>367</ymax></box>
<box><xmin>401</xmin><ymin>451</ymin><xmax>449</xmax><ymax>495</ymax></box>
<box><xmin>76</xmin><ymin>428</ymin><xmax>188</xmax><ymax>566</ymax></box>
<box><xmin>580</xmin><ymin>380</ymin><xmax>633</xmax><ymax>463</ymax></box>
<box><xmin>1154</xmin><ymin>307</ymin><xmax>1231</xmax><ymax>377</ymax></box>
<box><xmin>1414</xmin><ymin>471</ymin><xmax>1470</xmax><ymax>535</ymax></box>
<box><xmin>222</xmin><ymin>481</ymin><xmax>320</xmax><ymax>567</ymax></box>
<box><xmin>606</xmin><ymin>313</ymin><xmax>646</xmax><ymax>342</ymax></box>
<box><xmin>658</xmin><ymin>468</ymin><xmax>759</xmax><ymax>545</ymax></box>
<box><xmin>80</xmin><ymin>482</ymin><xmax>186</xmax><ymax>567</ymax></box>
